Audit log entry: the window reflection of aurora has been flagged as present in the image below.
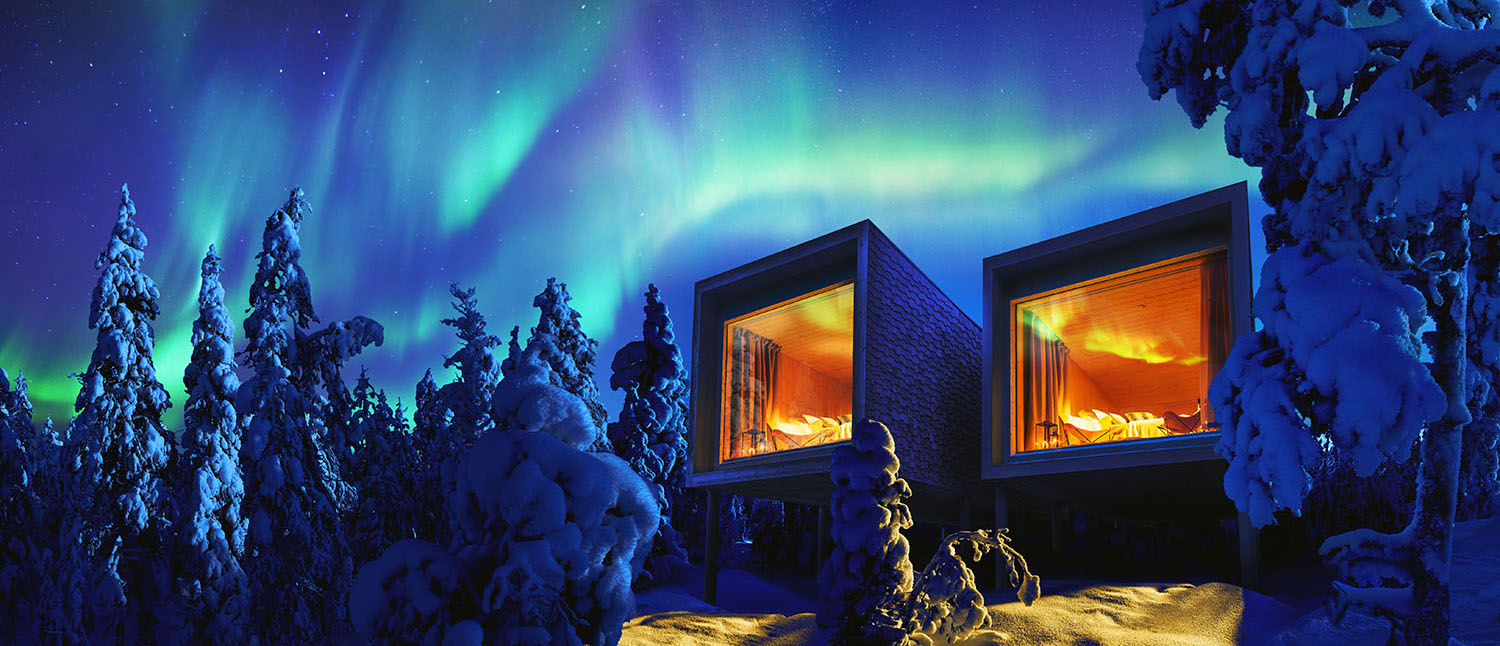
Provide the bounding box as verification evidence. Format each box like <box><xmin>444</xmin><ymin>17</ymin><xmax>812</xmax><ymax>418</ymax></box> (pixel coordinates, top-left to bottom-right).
<box><xmin>1011</xmin><ymin>250</ymin><xmax>1230</xmax><ymax>454</ymax></box>
<box><xmin>721</xmin><ymin>282</ymin><xmax>854</xmax><ymax>462</ymax></box>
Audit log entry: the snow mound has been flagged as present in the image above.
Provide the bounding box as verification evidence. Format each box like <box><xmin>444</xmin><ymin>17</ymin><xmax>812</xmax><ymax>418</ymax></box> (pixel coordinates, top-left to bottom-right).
<box><xmin>981</xmin><ymin>582</ymin><xmax>1298</xmax><ymax>645</ymax></box>
<box><xmin>622</xmin><ymin>612</ymin><xmax>817</xmax><ymax>646</ymax></box>
<box><xmin>624</xmin><ymin>581</ymin><xmax>1299</xmax><ymax>646</ymax></box>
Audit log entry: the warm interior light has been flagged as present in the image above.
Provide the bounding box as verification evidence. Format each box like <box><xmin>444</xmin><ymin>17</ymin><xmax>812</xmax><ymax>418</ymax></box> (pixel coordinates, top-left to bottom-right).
<box><xmin>721</xmin><ymin>282</ymin><xmax>854</xmax><ymax>461</ymax></box>
<box><xmin>1010</xmin><ymin>249</ymin><xmax>1230</xmax><ymax>454</ymax></box>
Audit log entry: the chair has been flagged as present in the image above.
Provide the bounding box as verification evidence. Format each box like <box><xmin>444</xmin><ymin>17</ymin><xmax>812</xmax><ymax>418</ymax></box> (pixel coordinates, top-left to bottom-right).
<box><xmin>1162</xmin><ymin>401</ymin><xmax>1203</xmax><ymax>434</ymax></box>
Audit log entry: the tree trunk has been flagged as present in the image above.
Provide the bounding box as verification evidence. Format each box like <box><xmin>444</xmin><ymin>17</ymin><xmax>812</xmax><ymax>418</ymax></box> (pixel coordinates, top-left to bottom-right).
<box><xmin>1408</xmin><ymin>242</ymin><xmax>1471</xmax><ymax>645</ymax></box>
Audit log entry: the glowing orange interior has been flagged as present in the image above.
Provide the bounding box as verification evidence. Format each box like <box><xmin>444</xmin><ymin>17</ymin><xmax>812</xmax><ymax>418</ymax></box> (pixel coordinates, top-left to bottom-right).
<box><xmin>721</xmin><ymin>281</ymin><xmax>854</xmax><ymax>462</ymax></box>
<box><xmin>1010</xmin><ymin>249</ymin><xmax>1230</xmax><ymax>453</ymax></box>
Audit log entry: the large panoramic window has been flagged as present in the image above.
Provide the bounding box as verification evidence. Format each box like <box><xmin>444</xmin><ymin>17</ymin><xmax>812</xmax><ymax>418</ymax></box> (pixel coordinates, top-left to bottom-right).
<box><xmin>1011</xmin><ymin>249</ymin><xmax>1230</xmax><ymax>454</ymax></box>
<box><xmin>721</xmin><ymin>281</ymin><xmax>854</xmax><ymax>462</ymax></box>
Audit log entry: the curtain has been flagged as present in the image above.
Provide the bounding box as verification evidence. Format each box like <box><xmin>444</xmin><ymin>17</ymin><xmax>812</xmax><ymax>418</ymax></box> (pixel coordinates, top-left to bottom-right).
<box><xmin>729</xmin><ymin>328</ymin><xmax>780</xmax><ymax>456</ymax></box>
<box><xmin>1022</xmin><ymin>310</ymin><xmax>1070</xmax><ymax>447</ymax></box>
<box><xmin>754</xmin><ymin>333</ymin><xmax>781</xmax><ymax>430</ymax></box>
<box><xmin>1201</xmin><ymin>255</ymin><xmax>1230</xmax><ymax>423</ymax></box>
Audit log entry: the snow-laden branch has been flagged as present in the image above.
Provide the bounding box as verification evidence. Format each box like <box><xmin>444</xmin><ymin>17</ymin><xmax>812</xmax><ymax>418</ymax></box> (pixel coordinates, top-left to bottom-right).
<box><xmin>900</xmin><ymin>529</ymin><xmax>1040</xmax><ymax>646</ymax></box>
<box><xmin>1320</xmin><ymin>523</ymin><xmax>1416</xmax><ymax>626</ymax></box>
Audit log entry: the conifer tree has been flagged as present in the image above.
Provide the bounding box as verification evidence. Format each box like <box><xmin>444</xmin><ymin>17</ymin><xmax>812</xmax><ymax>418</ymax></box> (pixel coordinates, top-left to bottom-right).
<box><xmin>437</xmin><ymin>282</ymin><xmax>501</xmax><ymax>448</ymax></box>
<box><xmin>526</xmin><ymin>277</ymin><xmax>610</xmax><ymax>451</ymax></box>
<box><xmin>408</xmin><ymin>368</ymin><xmax>447</xmax><ymax>544</ymax></box>
<box><xmin>818</xmin><ymin>419</ymin><xmax>915</xmax><ymax>645</ymax></box>
<box><xmin>236</xmin><ymin>188</ymin><xmax>351</xmax><ymax>642</ymax></box>
<box><xmin>0</xmin><ymin>367</ymin><xmax>41</xmax><ymax>643</ymax></box>
<box><xmin>4</xmin><ymin>369</ymin><xmax>35</xmax><ymax>455</ymax></box>
<box><xmin>607</xmin><ymin>284</ymin><xmax>691</xmax><ymax>584</ymax></box>
<box><xmin>348</xmin><ymin>373</ymin><xmax>419</xmax><ymax>567</ymax></box>
<box><xmin>168</xmin><ymin>245</ymin><xmax>248</xmax><ymax>644</ymax></box>
<box><xmin>412</xmin><ymin>368</ymin><xmax>445</xmax><ymax>453</ymax></box>
<box><xmin>1140</xmin><ymin>1</ymin><xmax>1500</xmax><ymax>640</ymax></box>
<box><xmin>53</xmin><ymin>185</ymin><xmax>175</xmax><ymax>643</ymax></box>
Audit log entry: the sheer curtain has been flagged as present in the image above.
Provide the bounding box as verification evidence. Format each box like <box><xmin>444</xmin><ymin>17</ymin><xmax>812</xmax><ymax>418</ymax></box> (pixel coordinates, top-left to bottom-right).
<box><xmin>1200</xmin><ymin>255</ymin><xmax>1230</xmax><ymax>423</ymax></box>
<box><xmin>730</xmin><ymin>328</ymin><xmax>781</xmax><ymax>456</ymax></box>
<box><xmin>1023</xmin><ymin>310</ymin><xmax>1070</xmax><ymax>447</ymax></box>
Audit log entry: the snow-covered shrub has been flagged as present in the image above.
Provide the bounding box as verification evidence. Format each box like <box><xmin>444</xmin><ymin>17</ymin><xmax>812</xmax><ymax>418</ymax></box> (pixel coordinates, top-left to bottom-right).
<box><xmin>237</xmin><ymin>188</ymin><xmax>352</xmax><ymax>643</ymax></box>
<box><xmin>444</xmin><ymin>413</ymin><xmax>657</xmax><ymax>645</ymax></box>
<box><xmin>818</xmin><ymin>418</ymin><xmax>916</xmax><ymax>645</ymax></box>
<box><xmin>607</xmin><ymin>284</ymin><xmax>691</xmax><ymax>585</ymax></box>
<box><xmin>818</xmin><ymin>419</ymin><xmax>1040</xmax><ymax>646</ymax></box>
<box><xmin>349</xmin><ymin>539</ymin><xmax>474</xmax><ymax>645</ymax></box>
<box><xmin>355</xmin><ymin>341</ymin><xmax>658</xmax><ymax>646</ymax></box>
<box><xmin>166</xmin><ymin>246</ymin><xmax>249</xmax><ymax>645</ymax></box>
<box><xmin>900</xmin><ymin>529</ymin><xmax>1039</xmax><ymax>646</ymax></box>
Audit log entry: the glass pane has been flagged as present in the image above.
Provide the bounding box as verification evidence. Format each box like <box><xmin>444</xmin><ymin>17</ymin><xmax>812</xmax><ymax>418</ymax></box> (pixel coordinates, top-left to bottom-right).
<box><xmin>1011</xmin><ymin>250</ymin><xmax>1229</xmax><ymax>453</ymax></box>
<box><xmin>721</xmin><ymin>282</ymin><xmax>854</xmax><ymax>461</ymax></box>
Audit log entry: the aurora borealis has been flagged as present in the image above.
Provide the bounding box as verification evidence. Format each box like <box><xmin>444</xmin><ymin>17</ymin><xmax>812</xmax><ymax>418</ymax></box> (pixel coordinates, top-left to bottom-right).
<box><xmin>1</xmin><ymin>1</ymin><xmax>1267</xmax><ymax>429</ymax></box>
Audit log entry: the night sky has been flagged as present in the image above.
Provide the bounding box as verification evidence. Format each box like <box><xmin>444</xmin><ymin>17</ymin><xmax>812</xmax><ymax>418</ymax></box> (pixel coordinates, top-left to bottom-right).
<box><xmin>1</xmin><ymin>1</ymin><xmax>1267</xmax><ymax>429</ymax></box>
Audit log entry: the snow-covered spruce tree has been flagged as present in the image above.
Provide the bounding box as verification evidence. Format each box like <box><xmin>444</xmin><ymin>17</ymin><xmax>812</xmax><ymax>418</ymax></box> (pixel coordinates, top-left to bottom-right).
<box><xmin>53</xmin><ymin>185</ymin><xmax>175</xmax><ymax>643</ymax></box>
<box><xmin>166</xmin><ymin>245</ymin><xmax>249</xmax><ymax>645</ymax></box>
<box><xmin>412</xmin><ymin>368</ymin><xmax>446</xmax><ymax>453</ymax></box>
<box><xmin>3</xmin><ymin>369</ymin><xmax>35</xmax><ymax>454</ymax></box>
<box><xmin>347</xmin><ymin>372</ymin><xmax>422</xmax><ymax>567</ymax></box>
<box><xmin>295</xmin><ymin>313</ymin><xmax>385</xmax><ymax>516</ymax></box>
<box><xmin>32</xmin><ymin>414</ymin><xmax>61</xmax><ymax>488</ymax></box>
<box><xmin>438</xmin><ymin>283</ymin><xmax>502</xmax><ymax>447</ymax></box>
<box><xmin>236</xmin><ymin>187</ymin><xmax>352</xmax><ymax>642</ymax></box>
<box><xmin>409</xmin><ymin>368</ymin><xmax>448</xmax><ymax>542</ymax></box>
<box><xmin>607</xmin><ymin>283</ymin><xmax>691</xmax><ymax>585</ymax></box>
<box><xmin>525</xmin><ymin>277</ymin><xmax>611</xmax><ymax>450</ymax></box>
<box><xmin>818</xmin><ymin>419</ymin><xmax>917</xmax><ymax>645</ymax></box>
<box><xmin>1462</xmin><ymin>232</ymin><xmax>1500</xmax><ymax>520</ymax></box>
<box><xmin>0</xmin><ymin>367</ymin><xmax>42</xmax><ymax>643</ymax></box>
<box><xmin>1141</xmin><ymin>2</ymin><xmax>1500</xmax><ymax>642</ymax></box>
<box><xmin>351</xmin><ymin>338</ymin><xmax>658</xmax><ymax>646</ymax></box>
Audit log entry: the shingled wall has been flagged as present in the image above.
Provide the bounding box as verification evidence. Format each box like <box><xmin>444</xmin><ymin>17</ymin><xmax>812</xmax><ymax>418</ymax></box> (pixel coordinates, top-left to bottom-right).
<box><xmin>862</xmin><ymin>224</ymin><xmax>982</xmax><ymax>494</ymax></box>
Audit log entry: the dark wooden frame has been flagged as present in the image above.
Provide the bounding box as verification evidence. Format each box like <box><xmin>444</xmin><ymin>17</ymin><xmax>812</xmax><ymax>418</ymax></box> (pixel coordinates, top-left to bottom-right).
<box><xmin>687</xmin><ymin>224</ymin><xmax>863</xmax><ymax>504</ymax></box>
<box><xmin>687</xmin><ymin>220</ymin><xmax>982</xmax><ymax>519</ymax></box>
<box><xmin>981</xmin><ymin>182</ymin><xmax>1252</xmax><ymax>479</ymax></box>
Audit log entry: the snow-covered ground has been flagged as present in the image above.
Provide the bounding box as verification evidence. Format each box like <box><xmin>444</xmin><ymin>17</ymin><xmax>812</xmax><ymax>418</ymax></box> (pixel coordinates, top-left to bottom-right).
<box><xmin>624</xmin><ymin>516</ymin><xmax>1500</xmax><ymax>645</ymax></box>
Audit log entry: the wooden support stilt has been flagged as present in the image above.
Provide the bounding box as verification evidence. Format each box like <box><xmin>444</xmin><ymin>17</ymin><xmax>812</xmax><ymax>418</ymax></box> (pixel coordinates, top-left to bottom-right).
<box><xmin>816</xmin><ymin>504</ymin><xmax>829</xmax><ymax>576</ymax></box>
<box><xmin>1238</xmin><ymin>511</ymin><xmax>1260</xmax><ymax>591</ymax></box>
<box><xmin>705</xmin><ymin>489</ymin><xmax>720</xmax><ymax>605</ymax></box>
<box><xmin>1050</xmin><ymin>503</ymin><xmax>1063</xmax><ymax>558</ymax></box>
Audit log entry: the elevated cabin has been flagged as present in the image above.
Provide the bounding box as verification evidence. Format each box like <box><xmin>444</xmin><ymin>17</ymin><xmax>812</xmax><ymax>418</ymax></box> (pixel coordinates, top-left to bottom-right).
<box><xmin>687</xmin><ymin>220</ymin><xmax>982</xmax><ymax>601</ymax></box>
<box><xmin>980</xmin><ymin>182</ymin><xmax>1257</xmax><ymax>584</ymax></box>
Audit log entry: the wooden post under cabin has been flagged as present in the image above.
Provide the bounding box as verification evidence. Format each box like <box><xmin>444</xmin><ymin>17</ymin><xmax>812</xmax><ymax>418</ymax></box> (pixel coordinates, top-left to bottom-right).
<box><xmin>816</xmin><ymin>504</ymin><xmax>829</xmax><ymax>576</ymax></box>
<box><xmin>1050</xmin><ymin>502</ymin><xmax>1063</xmax><ymax>558</ymax></box>
<box><xmin>705</xmin><ymin>489</ymin><xmax>720</xmax><ymax>605</ymax></box>
<box><xmin>1238</xmin><ymin>511</ymin><xmax>1260</xmax><ymax>591</ymax></box>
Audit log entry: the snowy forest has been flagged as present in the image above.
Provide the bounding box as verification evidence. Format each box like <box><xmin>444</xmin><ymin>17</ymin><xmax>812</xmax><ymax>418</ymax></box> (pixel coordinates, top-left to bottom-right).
<box><xmin>0</xmin><ymin>186</ymin><xmax>1039</xmax><ymax>645</ymax></box>
<box><xmin>0</xmin><ymin>185</ymin><xmax>676</xmax><ymax>645</ymax></box>
<box><xmin>4</xmin><ymin>0</ymin><xmax>1500</xmax><ymax>644</ymax></box>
